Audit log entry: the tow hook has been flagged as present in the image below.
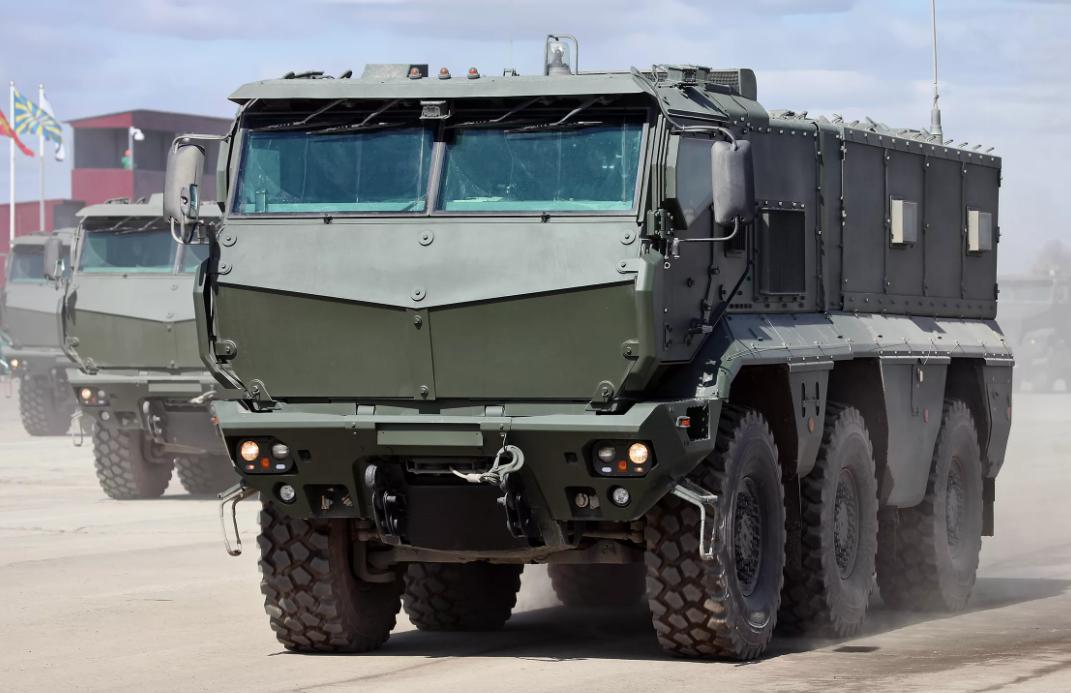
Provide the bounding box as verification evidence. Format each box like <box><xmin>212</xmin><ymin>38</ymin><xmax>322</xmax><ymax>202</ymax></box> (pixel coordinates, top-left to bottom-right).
<box><xmin>71</xmin><ymin>410</ymin><xmax>87</xmax><ymax>447</ymax></box>
<box><xmin>671</xmin><ymin>479</ymin><xmax>722</xmax><ymax>560</ymax></box>
<box><xmin>219</xmin><ymin>483</ymin><xmax>257</xmax><ymax>556</ymax></box>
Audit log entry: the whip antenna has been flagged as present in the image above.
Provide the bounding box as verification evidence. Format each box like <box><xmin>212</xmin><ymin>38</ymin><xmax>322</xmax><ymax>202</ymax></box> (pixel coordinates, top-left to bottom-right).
<box><xmin>930</xmin><ymin>0</ymin><xmax>943</xmax><ymax>138</ymax></box>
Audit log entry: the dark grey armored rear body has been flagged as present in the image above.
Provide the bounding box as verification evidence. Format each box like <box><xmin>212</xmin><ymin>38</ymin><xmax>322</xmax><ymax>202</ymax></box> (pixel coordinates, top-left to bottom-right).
<box><xmin>175</xmin><ymin>54</ymin><xmax>1011</xmax><ymax>659</ymax></box>
<box><xmin>1</xmin><ymin>231</ymin><xmax>78</xmax><ymax>435</ymax></box>
<box><xmin>61</xmin><ymin>196</ymin><xmax>235</xmax><ymax>498</ymax></box>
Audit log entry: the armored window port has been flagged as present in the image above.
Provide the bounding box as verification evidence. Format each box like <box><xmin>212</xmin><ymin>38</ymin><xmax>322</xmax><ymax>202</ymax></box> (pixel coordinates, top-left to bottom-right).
<box><xmin>890</xmin><ymin>198</ymin><xmax>919</xmax><ymax>245</ymax></box>
<box><xmin>968</xmin><ymin>209</ymin><xmax>993</xmax><ymax>253</ymax></box>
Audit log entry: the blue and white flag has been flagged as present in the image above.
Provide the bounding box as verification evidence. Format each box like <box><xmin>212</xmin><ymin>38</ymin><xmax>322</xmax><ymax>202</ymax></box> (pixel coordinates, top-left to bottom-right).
<box><xmin>12</xmin><ymin>86</ymin><xmax>64</xmax><ymax>161</ymax></box>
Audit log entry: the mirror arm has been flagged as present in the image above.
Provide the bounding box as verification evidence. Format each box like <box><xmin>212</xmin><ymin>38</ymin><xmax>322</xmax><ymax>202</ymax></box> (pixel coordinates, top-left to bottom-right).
<box><xmin>670</xmin><ymin>218</ymin><xmax>740</xmax><ymax>259</ymax></box>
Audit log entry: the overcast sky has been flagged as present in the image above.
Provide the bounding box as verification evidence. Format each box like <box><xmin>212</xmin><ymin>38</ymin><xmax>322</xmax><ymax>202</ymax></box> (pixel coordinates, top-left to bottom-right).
<box><xmin>0</xmin><ymin>0</ymin><xmax>1066</xmax><ymax>270</ymax></box>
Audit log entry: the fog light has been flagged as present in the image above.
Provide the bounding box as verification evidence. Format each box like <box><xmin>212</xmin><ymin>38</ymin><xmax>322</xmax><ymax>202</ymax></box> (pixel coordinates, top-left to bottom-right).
<box><xmin>80</xmin><ymin>387</ymin><xmax>93</xmax><ymax>402</ymax></box>
<box><xmin>610</xmin><ymin>487</ymin><xmax>631</xmax><ymax>507</ymax></box>
<box><xmin>239</xmin><ymin>440</ymin><xmax>260</xmax><ymax>462</ymax></box>
<box><xmin>278</xmin><ymin>484</ymin><xmax>297</xmax><ymax>503</ymax></box>
<box><xmin>100</xmin><ymin>411</ymin><xmax>111</xmax><ymax>422</ymax></box>
<box><xmin>596</xmin><ymin>445</ymin><xmax>616</xmax><ymax>463</ymax></box>
<box><xmin>628</xmin><ymin>443</ymin><xmax>650</xmax><ymax>465</ymax></box>
<box><xmin>271</xmin><ymin>443</ymin><xmax>290</xmax><ymax>460</ymax></box>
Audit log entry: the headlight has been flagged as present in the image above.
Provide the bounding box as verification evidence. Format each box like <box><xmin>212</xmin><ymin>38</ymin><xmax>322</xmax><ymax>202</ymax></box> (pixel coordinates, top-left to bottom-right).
<box><xmin>8</xmin><ymin>358</ymin><xmax>18</xmax><ymax>369</ymax></box>
<box><xmin>79</xmin><ymin>387</ymin><xmax>93</xmax><ymax>402</ymax></box>
<box><xmin>628</xmin><ymin>443</ymin><xmax>650</xmax><ymax>465</ymax></box>
<box><xmin>239</xmin><ymin>440</ymin><xmax>260</xmax><ymax>462</ymax></box>
<box><xmin>596</xmin><ymin>445</ymin><xmax>616</xmax><ymax>463</ymax></box>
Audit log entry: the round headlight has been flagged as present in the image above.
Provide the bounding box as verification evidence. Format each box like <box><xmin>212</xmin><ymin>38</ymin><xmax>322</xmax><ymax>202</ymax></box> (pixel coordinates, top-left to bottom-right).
<box><xmin>79</xmin><ymin>387</ymin><xmax>93</xmax><ymax>402</ymax></box>
<box><xmin>239</xmin><ymin>440</ymin><xmax>260</xmax><ymax>462</ymax></box>
<box><xmin>610</xmin><ymin>486</ymin><xmax>631</xmax><ymax>507</ymax></box>
<box><xmin>596</xmin><ymin>445</ymin><xmax>616</xmax><ymax>463</ymax></box>
<box><xmin>8</xmin><ymin>358</ymin><xmax>18</xmax><ymax>368</ymax></box>
<box><xmin>628</xmin><ymin>442</ymin><xmax>650</xmax><ymax>465</ymax></box>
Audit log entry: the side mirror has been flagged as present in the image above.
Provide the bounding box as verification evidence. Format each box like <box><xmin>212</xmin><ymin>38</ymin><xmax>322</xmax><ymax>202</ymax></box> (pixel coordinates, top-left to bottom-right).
<box><xmin>711</xmin><ymin>140</ymin><xmax>755</xmax><ymax>227</ymax></box>
<box><xmin>42</xmin><ymin>237</ymin><xmax>62</xmax><ymax>281</ymax></box>
<box><xmin>164</xmin><ymin>139</ymin><xmax>206</xmax><ymax>243</ymax></box>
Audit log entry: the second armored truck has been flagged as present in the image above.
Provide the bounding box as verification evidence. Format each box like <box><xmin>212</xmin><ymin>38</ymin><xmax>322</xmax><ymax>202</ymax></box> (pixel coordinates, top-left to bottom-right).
<box><xmin>168</xmin><ymin>43</ymin><xmax>1011</xmax><ymax>660</ymax></box>
<box><xmin>45</xmin><ymin>196</ymin><xmax>235</xmax><ymax>498</ymax></box>
<box><xmin>1</xmin><ymin>231</ymin><xmax>77</xmax><ymax>435</ymax></box>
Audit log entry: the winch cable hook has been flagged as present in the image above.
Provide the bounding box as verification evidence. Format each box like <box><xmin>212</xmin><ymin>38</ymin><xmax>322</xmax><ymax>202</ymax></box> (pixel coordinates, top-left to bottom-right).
<box><xmin>451</xmin><ymin>444</ymin><xmax>526</xmax><ymax>489</ymax></box>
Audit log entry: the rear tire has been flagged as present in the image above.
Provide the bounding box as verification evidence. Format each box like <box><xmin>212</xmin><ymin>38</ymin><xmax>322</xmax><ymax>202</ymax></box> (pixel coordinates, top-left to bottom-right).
<box><xmin>645</xmin><ymin>407</ymin><xmax>786</xmax><ymax>660</ymax></box>
<box><xmin>779</xmin><ymin>404</ymin><xmax>879</xmax><ymax>637</ymax></box>
<box><xmin>19</xmin><ymin>376</ymin><xmax>72</xmax><ymax>436</ymax></box>
<box><xmin>403</xmin><ymin>562</ymin><xmax>522</xmax><ymax>631</ymax></box>
<box><xmin>259</xmin><ymin>503</ymin><xmax>402</xmax><ymax>653</ymax></box>
<box><xmin>878</xmin><ymin>400</ymin><xmax>984</xmax><ymax>611</ymax></box>
<box><xmin>92</xmin><ymin>426</ymin><xmax>172</xmax><ymax>499</ymax></box>
<box><xmin>548</xmin><ymin>563</ymin><xmax>646</xmax><ymax>607</ymax></box>
<box><xmin>175</xmin><ymin>455</ymin><xmax>238</xmax><ymax>496</ymax></box>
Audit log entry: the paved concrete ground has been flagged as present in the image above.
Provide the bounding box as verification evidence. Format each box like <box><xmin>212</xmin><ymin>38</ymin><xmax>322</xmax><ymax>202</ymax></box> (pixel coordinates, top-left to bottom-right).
<box><xmin>1</xmin><ymin>386</ymin><xmax>1069</xmax><ymax>692</ymax></box>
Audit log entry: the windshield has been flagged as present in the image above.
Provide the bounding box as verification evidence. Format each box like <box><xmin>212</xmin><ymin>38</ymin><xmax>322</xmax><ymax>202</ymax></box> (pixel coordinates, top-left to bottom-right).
<box><xmin>233</xmin><ymin>127</ymin><xmax>434</xmax><ymax>214</ymax></box>
<box><xmin>78</xmin><ymin>229</ymin><xmax>176</xmax><ymax>273</ymax></box>
<box><xmin>438</xmin><ymin>121</ymin><xmax>643</xmax><ymax>212</ymax></box>
<box><xmin>9</xmin><ymin>247</ymin><xmax>70</xmax><ymax>282</ymax></box>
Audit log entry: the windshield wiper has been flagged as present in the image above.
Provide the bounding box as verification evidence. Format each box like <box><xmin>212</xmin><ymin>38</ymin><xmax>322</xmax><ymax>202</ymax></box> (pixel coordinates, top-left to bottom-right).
<box><xmin>449</xmin><ymin>97</ymin><xmax>549</xmax><ymax>129</ymax></box>
<box><xmin>260</xmin><ymin>99</ymin><xmax>406</xmax><ymax>133</ymax></box>
<box><xmin>503</xmin><ymin>119</ymin><xmax>605</xmax><ymax>134</ymax></box>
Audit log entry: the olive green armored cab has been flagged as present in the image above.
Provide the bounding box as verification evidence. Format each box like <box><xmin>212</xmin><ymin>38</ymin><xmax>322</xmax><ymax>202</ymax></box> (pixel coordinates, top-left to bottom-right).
<box><xmin>1</xmin><ymin>231</ymin><xmax>78</xmax><ymax>435</ymax></box>
<box><xmin>167</xmin><ymin>39</ymin><xmax>1012</xmax><ymax>660</ymax></box>
<box><xmin>47</xmin><ymin>196</ymin><xmax>235</xmax><ymax>498</ymax></box>
<box><xmin>997</xmin><ymin>274</ymin><xmax>1071</xmax><ymax>391</ymax></box>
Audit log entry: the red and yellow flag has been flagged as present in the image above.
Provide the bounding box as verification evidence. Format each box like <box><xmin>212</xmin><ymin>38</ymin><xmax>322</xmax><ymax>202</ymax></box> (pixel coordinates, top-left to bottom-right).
<box><xmin>0</xmin><ymin>108</ymin><xmax>34</xmax><ymax>157</ymax></box>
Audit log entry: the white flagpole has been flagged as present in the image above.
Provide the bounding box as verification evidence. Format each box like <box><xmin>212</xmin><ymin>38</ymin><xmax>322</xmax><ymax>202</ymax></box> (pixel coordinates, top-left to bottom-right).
<box><xmin>8</xmin><ymin>81</ymin><xmax>14</xmax><ymax>248</ymax></box>
<box><xmin>38</xmin><ymin>83</ymin><xmax>45</xmax><ymax>232</ymax></box>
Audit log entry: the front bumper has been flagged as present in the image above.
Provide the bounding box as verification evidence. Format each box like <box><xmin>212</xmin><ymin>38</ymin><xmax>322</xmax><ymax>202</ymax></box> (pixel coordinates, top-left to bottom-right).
<box><xmin>69</xmin><ymin>369</ymin><xmax>225</xmax><ymax>456</ymax></box>
<box><xmin>214</xmin><ymin>398</ymin><xmax>719</xmax><ymax>532</ymax></box>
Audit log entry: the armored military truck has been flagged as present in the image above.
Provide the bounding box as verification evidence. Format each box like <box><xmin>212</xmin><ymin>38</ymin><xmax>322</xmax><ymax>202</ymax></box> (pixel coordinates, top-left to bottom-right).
<box><xmin>997</xmin><ymin>274</ymin><xmax>1070</xmax><ymax>391</ymax></box>
<box><xmin>167</xmin><ymin>39</ymin><xmax>1011</xmax><ymax>660</ymax></box>
<box><xmin>43</xmin><ymin>196</ymin><xmax>235</xmax><ymax>499</ymax></box>
<box><xmin>1</xmin><ymin>231</ymin><xmax>77</xmax><ymax>435</ymax></box>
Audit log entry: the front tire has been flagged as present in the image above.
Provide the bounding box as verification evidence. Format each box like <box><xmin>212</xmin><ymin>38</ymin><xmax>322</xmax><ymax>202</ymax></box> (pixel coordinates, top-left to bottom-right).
<box><xmin>92</xmin><ymin>426</ymin><xmax>172</xmax><ymax>499</ymax></box>
<box><xmin>878</xmin><ymin>400</ymin><xmax>984</xmax><ymax>611</ymax></box>
<box><xmin>19</xmin><ymin>376</ymin><xmax>72</xmax><ymax>436</ymax></box>
<box><xmin>548</xmin><ymin>563</ymin><xmax>646</xmax><ymax>607</ymax></box>
<box><xmin>779</xmin><ymin>404</ymin><xmax>879</xmax><ymax>637</ymax></box>
<box><xmin>403</xmin><ymin>563</ymin><xmax>523</xmax><ymax>631</ymax></box>
<box><xmin>645</xmin><ymin>407</ymin><xmax>786</xmax><ymax>660</ymax></box>
<box><xmin>259</xmin><ymin>503</ymin><xmax>402</xmax><ymax>653</ymax></box>
<box><xmin>175</xmin><ymin>455</ymin><xmax>238</xmax><ymax>496</ymax></box>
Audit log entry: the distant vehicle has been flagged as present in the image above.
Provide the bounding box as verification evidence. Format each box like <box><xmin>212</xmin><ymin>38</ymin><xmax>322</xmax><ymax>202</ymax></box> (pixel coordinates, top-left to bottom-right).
<box><xmin>1</xmin><ymin>231</ymin><xmax>78</xmax><ymax>435</ymax></box>
<box><xmin>997</xmin><ymin>274</ymin><xmax>1071</xmax><ymax>391</ymax></box>
<box><xmin>43</xmin><ymin>196</ymin><xmax>235</xmax><ymax>498</ymax></box>
<box><xmin>168</xmin><ymin>37</ymin><xmax>1012</xmax><ymax>660</ymax></box>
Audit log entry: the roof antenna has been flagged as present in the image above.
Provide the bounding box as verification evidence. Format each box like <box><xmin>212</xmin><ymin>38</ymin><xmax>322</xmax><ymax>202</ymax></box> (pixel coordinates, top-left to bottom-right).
<box><xmin>929</xmin><ymin>0</ymin><xmax>943</xmax><ymax>139</ymax></box>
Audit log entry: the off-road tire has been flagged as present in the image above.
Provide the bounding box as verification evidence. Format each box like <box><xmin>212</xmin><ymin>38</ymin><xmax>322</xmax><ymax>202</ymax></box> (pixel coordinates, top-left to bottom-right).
<box><xmin>19</xmin><ymin>376</ymin><xmax>72</xmax><ymax>436</ymax></box>
<box><xmin>548</xmin><ymin>563</ymin><xmax>646</xmax><ymax>607</ymax></box>
<box><xmin>645</xmin><ymin>407</ymin><xmax>786</xmax><ymax>660</ymax></box>
<box><xmin>175</xmin><ymin>455</ymin><xmax>238</xmax><ymax>496</ymax></box>
<box><xmin>403</xmin><ymin>562</ymin><xmax>523</xmax><ymax>631</ymax></box>
<box><xmin>92</xmin><ymin>425</ymin><xmax>172</xmax><ymax>499</ymax></box>
<box><xmin>778</xmin><ymin>404</ymin><xmax>879</xmax><ymax>637</ymax></box>
<box><xmin>877</xmin><ymin>400</ymin><xmax>984</xmax><ymax>611</ymax></box>
<box><xmin>259</xmin><ymin>503</ymin><xmax>402</xmax><ymax>653</ymax></box>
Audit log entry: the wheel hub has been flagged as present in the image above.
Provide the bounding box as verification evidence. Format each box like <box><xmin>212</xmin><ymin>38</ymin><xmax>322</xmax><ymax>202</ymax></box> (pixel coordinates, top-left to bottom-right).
<box><xmin>834</xmin><ymin>469</ymin><xmax>860</xmax><ymax>579</ymax></box>
<box><xmin>734</xmin><ymin>478</ymin><xmax>763</xmax><ymax>595</ymax></box>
